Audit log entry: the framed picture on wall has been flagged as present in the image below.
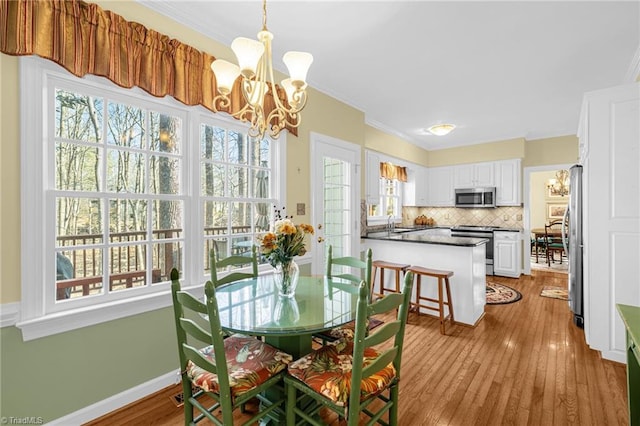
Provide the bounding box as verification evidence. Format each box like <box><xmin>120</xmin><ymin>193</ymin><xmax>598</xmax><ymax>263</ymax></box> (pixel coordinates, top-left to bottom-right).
<box><xmin>547</xmin><ymin>203</ymin><xmax>567</xmax><ymax>219</ymax></box>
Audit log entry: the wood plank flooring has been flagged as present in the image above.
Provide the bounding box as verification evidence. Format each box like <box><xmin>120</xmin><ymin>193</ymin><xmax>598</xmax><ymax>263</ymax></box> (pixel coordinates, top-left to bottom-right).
<box><xmin>85</xmin><ymin>271</ymin><xmax>628</xmax><ymax>425</ymax></box>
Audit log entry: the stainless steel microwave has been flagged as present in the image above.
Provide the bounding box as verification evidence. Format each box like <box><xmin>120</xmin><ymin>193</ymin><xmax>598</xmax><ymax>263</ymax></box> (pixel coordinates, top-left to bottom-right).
<box><xmin>454</xmin><ymin>187</ymin><xmax>496</xmax><ymax>208</ymax></box>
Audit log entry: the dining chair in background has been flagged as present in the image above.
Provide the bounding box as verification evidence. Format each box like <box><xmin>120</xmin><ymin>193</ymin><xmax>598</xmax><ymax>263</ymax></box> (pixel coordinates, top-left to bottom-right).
<box><xmin>170</xmin><ymin>268</ymin><xmax>292</xmax><ymax>425</ymax></box>
<box><xmin>544</xmin><ymin>219</ymin><xmax>566</xmax><ymax>266</ymax></box>
<box><xmin>210</xmin><ymin>244</ymin><xmax>258</xmax><ymax>287</ymax></box>
<box><xmin>284</xmin><ymin>271</ymin><xmax>415</xmax><ymax>426</ymax></box>
<box><xmin>315</xmin><ymin>245</ymin><xmax>374</xmax><ymax>343</ymax></box>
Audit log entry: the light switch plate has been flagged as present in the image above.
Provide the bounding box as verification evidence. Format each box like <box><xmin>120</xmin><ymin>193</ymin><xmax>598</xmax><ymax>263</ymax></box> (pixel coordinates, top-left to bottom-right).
<box><xmin>297</xmin><ymin>203</ymin><xmax>305</xmax><ymax>215</ymax></box>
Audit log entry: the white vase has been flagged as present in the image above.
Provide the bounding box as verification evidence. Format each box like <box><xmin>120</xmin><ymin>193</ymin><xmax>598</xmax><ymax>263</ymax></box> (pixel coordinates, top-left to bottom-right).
<box><xmin>273</xmin><ymin>259</ymin><xmax>299</xmax><ymax>297</ymax></box>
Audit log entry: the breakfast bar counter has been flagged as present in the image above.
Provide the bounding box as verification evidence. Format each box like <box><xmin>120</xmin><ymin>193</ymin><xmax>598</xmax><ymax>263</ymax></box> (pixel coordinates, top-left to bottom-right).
<box><xmin>363</xmin><ymin>230</ymin><xmax>488</xmax><ymax>326</ymax></box>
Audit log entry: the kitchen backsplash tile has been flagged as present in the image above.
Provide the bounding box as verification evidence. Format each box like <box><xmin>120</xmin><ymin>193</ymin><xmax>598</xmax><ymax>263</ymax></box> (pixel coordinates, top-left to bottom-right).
<box><xmin>402</xmin><ymin>206</ymin><xmax>523</xmax><ymax>229</ymax></box>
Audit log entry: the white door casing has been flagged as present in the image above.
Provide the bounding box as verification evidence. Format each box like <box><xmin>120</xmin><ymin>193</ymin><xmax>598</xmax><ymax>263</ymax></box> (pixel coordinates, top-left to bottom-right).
<box><xmin>310</xmin><ymin>133</ymin><xmax>361</xmax><ymax>275</ymax></box>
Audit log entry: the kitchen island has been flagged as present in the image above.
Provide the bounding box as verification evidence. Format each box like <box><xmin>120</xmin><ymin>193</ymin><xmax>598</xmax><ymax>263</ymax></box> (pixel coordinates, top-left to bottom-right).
<box><xmin>363</xmin><ymin>230</ymin><xmax>488</xmax><ymax>326</ymax></box>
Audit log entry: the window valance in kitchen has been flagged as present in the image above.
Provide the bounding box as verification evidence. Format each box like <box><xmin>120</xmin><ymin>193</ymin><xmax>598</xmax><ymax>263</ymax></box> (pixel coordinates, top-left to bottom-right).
<box><xmin>380</xmin><ymin>162</ymin><xmax>407</xmax><ymax>182</ymax></box>
<box><xmin>0</xmin><ymin>0</ymin><xmax>297</xmax><ymax>136</ymax></box>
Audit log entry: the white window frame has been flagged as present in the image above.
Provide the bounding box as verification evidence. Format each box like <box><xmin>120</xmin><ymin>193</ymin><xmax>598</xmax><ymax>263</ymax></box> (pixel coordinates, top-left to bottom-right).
<box><xmin>367</xmin><ymin>155</ymin><xmax>405</xmax><ymax>225</ymax></box>
<box><xmin>16</xmin><ymin>57</ymin><xmax>286</xmax><ymax>340</ymax></box>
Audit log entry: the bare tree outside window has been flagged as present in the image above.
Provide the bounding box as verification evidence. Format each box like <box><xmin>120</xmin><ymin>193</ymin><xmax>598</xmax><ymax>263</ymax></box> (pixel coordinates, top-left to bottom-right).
<box><xmin>54</xmin><ymin>89</ymin><xmax>183</xmax><ymax>300</ymax></box>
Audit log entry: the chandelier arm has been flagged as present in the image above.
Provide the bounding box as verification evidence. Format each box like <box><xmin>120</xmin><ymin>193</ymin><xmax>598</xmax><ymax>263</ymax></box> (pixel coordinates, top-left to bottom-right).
<box><xmin>211</xmin><ymin>0</ymin><xmax>309</xmax><ymax>139</ymax></box>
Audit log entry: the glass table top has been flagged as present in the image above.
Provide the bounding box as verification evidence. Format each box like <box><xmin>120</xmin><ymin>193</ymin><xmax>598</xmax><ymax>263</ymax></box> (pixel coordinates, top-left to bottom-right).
<box><xmin>215</xmin><ymin>275</ymin><xmax>359</xmax><ymax>336</ymax></box>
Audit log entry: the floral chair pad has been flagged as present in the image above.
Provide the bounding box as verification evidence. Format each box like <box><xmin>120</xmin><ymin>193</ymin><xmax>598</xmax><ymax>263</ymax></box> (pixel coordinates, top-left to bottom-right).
<box><xmin>287</xmin><ymin>340</ymin><xmax>396</xmax><ymax>406</ymax></box>
<box><xmin>186</xmin><ymin>335</ymin><xmax>292</xmax><ymax>400</ymax></box>
<box><xmin>317</xmin><ymin>317</ymin><xmax>384</xmax><ymax>341</ymax></box>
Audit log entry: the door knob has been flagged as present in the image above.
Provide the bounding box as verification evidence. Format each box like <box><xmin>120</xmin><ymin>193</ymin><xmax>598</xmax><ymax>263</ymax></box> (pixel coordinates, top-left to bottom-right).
<box><xmin>317</xmin><ymin>237</ymin><xmax>325</xmax><ymax>243</ymax></box>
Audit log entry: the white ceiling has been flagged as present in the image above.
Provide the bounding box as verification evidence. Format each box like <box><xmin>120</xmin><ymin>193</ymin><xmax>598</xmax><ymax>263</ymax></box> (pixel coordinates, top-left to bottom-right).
<box><xmin>138</xmin><ymin>1</ymin><xmax>640</xmax><ymax>150</ymax></box>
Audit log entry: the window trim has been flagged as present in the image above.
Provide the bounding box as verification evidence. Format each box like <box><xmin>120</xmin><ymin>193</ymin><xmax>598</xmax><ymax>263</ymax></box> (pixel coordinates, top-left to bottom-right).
<box><xmin>16</xmin><ymin>56</ymin><xmax>288</xmax><ymax>341</ymax></box>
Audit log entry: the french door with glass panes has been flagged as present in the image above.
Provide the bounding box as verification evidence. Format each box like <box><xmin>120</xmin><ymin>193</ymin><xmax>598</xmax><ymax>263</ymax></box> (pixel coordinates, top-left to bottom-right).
<box><xmin>310</xmin><ymin>133</ymin><xmax>361</xmax><ymax>275</ymax></box>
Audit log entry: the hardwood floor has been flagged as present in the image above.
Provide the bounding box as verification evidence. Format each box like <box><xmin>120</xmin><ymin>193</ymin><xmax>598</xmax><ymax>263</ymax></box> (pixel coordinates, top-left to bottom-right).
<box><xmin>85</xmin><ymin>271</ymin><xmax>628</xmax><ymax>425</ymax></box>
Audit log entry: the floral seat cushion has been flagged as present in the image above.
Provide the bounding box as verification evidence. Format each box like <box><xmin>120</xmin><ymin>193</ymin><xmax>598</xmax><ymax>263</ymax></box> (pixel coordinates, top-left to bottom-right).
<box><xmin>317</xmin><ymin>317</ymin><xmax>384</xmax><ymax>341</ymax></box>
<box><xmin>287</xmin><ymin>339</ymin><xmax>396</xmax><ymax>406</ymax></box>
<box><xmin>186</xmin><ymin>335</ymin><xmax>292</xmax><ymax>400</ymax></box>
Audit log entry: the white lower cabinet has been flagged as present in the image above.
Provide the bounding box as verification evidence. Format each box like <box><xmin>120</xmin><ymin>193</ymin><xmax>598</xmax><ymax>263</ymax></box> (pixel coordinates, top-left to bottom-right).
<box><xmin>493</xmin><ymin>231</ymin><xmax>521</xmax><ymax>278</ymax></box>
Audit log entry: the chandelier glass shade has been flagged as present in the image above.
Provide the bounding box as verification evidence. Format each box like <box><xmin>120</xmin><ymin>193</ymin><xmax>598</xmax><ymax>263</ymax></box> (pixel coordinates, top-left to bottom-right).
<box><xmin>210</xmin><ymin>0</ymin><xmax>313</xmax><ymax>139</ymax></box>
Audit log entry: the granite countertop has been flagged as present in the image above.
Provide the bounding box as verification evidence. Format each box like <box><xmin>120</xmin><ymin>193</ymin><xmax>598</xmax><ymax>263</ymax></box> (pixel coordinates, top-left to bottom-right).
<box><xmin>364</xmin><ymin>231</ymin><xmax>489</xmax><ymax>247</ymax></box>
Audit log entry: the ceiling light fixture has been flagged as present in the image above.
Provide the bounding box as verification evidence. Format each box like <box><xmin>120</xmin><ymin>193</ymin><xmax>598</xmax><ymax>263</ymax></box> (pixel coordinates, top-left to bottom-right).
<box><xmin>210</xmin><ymin>0</ymin><xmax>313</xmax><ymax>139</ymax></box>
<box><xmin>427</xmin><ymin>123</ymin><xmax>456</xmax><ymax>136</ymax></box>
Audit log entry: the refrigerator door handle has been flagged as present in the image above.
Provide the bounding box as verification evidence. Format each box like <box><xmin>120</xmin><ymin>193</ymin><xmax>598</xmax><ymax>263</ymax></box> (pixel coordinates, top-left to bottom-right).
<box><xmin>562</xmin><ymin>206</ymin><xmax>570</xmax><ymax>255</ymax></box>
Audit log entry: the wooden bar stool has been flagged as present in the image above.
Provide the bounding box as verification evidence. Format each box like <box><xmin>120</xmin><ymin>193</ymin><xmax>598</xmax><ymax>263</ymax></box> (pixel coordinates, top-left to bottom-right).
<box><xmin>371</xmin><ymin>260</ymin><xmax>410</xmax><ymax>301</ymax></box>
<box><xmin>408</xmin><ymin>266</ymin><xmax>454</xmax><ymax>335</ymax></box>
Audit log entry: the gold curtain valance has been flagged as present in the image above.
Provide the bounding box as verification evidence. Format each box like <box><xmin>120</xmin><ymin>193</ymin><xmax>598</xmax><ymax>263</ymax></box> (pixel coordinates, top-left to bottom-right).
<box><xmin>0</xmin><ymin>0</ymin><xmax>297</xmax><ymax>136</ymax></box>
<box><xmin>379</xmin><ymin>162</ymin><xmax>407</xmax><ymax>182</ymax></box>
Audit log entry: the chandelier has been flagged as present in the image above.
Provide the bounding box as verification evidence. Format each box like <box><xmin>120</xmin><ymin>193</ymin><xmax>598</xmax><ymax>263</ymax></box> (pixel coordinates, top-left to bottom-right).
<box><xmin>547</xmin><ymin>169</ymin><xmax>570</xmax><ymax>196</ymax></box>
<box><xmin>210</xmin><ymin>0</ymin><xmax>313</xmax><ymax>139</ymax></box>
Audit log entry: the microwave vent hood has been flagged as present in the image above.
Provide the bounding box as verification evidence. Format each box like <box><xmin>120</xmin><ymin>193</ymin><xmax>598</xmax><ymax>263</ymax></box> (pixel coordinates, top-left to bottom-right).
<box><xmin>454</xmin><ymin>187</ymin><xmax>497</xmax><ymax>208</ymax></box>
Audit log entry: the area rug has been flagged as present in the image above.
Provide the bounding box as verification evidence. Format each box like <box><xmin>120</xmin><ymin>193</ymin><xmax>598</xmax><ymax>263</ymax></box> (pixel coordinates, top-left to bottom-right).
<box><xmin>540</xmin><ymin>286</ymin><xmax>568</xmax><ymax>300</ymax></box>
<box><xmin>530</xmin><ymin>257</ymin><xmax>568</xmax><ymax>274</ymax></box>
<box><xmin>486</xmin><ymin>282</ymin><xmax>522</xmax><ymax>305</ymax></box>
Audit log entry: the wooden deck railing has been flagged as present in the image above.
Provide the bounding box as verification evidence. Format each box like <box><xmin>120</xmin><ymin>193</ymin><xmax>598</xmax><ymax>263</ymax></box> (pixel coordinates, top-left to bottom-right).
<box><xmin>56</xmin><ymin>226</ymin><xmax>256</xmax><ymax>300</ymax></box>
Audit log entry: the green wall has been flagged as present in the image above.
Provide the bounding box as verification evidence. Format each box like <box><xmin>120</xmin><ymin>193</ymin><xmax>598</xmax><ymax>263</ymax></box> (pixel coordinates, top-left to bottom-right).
<box><xmin>0</xmin><ymin>308</ymin><xmax>177</xmax><ymax>421</ymax></box>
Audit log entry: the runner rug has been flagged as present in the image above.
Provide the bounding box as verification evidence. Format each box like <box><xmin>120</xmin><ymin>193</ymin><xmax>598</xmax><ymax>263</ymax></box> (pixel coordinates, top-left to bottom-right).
<box><xmin>540</xmin><ymin>286</ymin><xmax>568</xmax><ymax>300</ymax></box>
<box><xmin>486</xmin><ymin>282</ymin><xmax>522</xmax><ymax>305</ymax></box>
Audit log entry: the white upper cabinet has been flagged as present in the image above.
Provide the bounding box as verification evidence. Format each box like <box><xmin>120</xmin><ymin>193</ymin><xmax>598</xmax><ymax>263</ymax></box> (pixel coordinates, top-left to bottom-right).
<box><xmin>426</xmin><ymin>166</ymin><xmax>454</xmax><ymax>206</ymax></box>
<box><xmin>453</xmin><ymin>162</ymin><xmax>495</xmax><ymax>188</ymax></box>
<box><xmin>494</xmin><ymin>159</ymin><xmax>521</xmax><ymax>206</ymax></box>
<box><xmin>403</xmin><ymin>165</ymin><xmax>428</xmax><ymax>206</ymax></box>
<box><xmin>365</xmin><ymin>150</ymin><xmax>381</xmax><ymax>205</ymax></box>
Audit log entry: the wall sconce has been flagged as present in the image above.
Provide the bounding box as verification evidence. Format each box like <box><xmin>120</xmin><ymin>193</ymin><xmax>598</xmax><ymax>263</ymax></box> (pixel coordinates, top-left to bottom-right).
<box><xmin>546</xmin><ymin>169</ymin><xmax>570</xmax><ymax>196</ymax></box>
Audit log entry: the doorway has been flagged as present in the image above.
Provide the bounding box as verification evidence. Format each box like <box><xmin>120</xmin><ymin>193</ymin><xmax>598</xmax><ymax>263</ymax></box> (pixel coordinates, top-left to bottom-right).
<box><xmin>309</xmin><ymin>133</ymin><xmax>361</xmax><ymax>275</ymax></box>
<box><xmin>523</xmin><ymin>164</ymin><xmax>572</xmax><ymax>275</ymax></box>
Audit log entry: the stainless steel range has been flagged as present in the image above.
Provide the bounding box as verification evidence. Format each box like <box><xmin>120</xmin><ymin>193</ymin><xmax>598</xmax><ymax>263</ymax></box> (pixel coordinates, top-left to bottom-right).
<box><xmin>450</xmin><ymin>226</ymin><xmax>497</xmax><ymax>275</ymax></box>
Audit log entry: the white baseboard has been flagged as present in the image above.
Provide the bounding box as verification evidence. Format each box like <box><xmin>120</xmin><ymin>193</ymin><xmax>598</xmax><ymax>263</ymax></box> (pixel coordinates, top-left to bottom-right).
<box><xmin>47</xmin><ymin>370</ymin><xmax>179</xmax><ymax>425</ymax></box>
<box><xmin>600</xmin><ymin>349</ymin><xmax>626</xmax><ymax>364</ymax></box>
<box><xmin>0</xmin><ymin>302</ymin><xmax>20</xmax><ymax>327</ymax></box>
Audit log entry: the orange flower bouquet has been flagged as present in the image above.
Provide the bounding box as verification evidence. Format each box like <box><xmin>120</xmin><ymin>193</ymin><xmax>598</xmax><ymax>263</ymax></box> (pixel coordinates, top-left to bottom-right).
<box><xmin>259</xmin><ymin>213</ymin><xmax>314</xmax><ymax>297</ymax></box>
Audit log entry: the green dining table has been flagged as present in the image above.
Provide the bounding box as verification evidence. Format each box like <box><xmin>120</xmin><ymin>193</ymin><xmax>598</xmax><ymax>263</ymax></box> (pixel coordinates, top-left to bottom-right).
<box><xmin>215</xmin><ymin>274</ymin><xmax>359</xmax><ymax>358</ymax></box>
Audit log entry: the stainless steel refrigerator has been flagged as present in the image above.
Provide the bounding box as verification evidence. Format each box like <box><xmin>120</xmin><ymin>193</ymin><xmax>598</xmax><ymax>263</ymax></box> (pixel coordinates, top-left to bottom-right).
<box><xmin>563</xmin><ymin>165</ymin><xmax>583</xmax><ymax>328</ymax></box>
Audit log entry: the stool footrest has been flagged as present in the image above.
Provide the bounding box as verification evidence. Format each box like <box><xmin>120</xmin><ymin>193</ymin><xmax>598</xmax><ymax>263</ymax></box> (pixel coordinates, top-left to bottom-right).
<box><xmin>410</xmin><ymin>266</ymin><xmax>455</xmax><ymax>335</ymax></box>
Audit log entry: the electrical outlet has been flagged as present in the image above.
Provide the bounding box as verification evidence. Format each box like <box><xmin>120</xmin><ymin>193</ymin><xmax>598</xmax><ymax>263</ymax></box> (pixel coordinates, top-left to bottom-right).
<box><xmin>503</xmin><ymin>214</ymin><xmax>509</xmax><ymax>221</ymax></box>
<box><xmin>516</xmin><ymin>214</ymin><xmax>522</xmax><ymax>221</ymax></box>
<box><xmin>296</xmin><ymin>203</ymin><xmax>305</xmax><ymax>215</ymax></box>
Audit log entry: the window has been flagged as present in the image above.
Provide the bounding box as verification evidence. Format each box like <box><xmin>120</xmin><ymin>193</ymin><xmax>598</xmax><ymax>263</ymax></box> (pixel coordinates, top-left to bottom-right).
<box><xmin>368</xmin><ymin>178</ymin><xmax>402</xmax><ymax>219</ymax></box>
<box><xmin>18</xmin><ymin>57</ymin><xmax>284</xmax><ymax>339</ymax></box>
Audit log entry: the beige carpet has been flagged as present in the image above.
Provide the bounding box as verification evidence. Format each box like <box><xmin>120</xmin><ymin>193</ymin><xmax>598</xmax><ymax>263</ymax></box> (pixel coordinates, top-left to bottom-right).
<box><xmin>540</xmin><ymin>286</ymin><xmax>568</xmax><ymax>300</ymax></box>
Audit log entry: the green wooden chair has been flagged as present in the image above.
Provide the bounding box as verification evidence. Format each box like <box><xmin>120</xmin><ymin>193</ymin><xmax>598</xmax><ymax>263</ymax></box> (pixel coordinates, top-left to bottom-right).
<box><xmin>210</xmin><ymin>244</ymin><xmax>258</xmax><ymax>287</ymax></box>
<box><xmin>316</xmin><ymin>245</ymin><xmax>374</xmax><ymax>343</ymax></box>
<box><xmin>170</xmin><ymin>269</ymin><xmax>293</xmax><ymax>425</ymax></box>
<box><xmin>325</xmin><ymin>245</ymin><xmax>372</xmax><ymax>288</ymax></box>
<box><xmin>284</xmin><ymin>271</ymin><xmax>415</xmax><ymax>426</ymax></box>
